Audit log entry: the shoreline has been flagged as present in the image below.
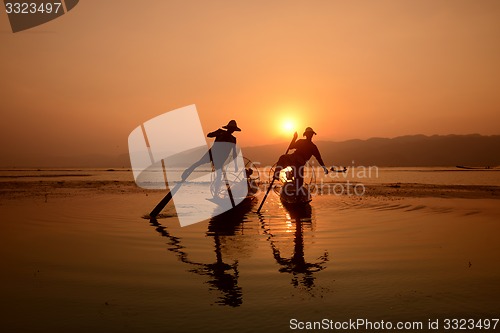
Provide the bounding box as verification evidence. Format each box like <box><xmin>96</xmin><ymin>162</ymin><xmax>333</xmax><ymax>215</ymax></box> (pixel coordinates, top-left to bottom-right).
<box><xmin>1</xmin><ymin>179</ymin><xmax>498</xmax><ymax>201</ymax></box>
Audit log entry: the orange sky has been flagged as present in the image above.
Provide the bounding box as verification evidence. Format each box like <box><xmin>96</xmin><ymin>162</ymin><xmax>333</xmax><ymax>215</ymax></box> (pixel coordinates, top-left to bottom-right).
<box><xmin>1</xmin><ymin>0</ymin><xmax>499</xmax><ymax>161</ymax></box>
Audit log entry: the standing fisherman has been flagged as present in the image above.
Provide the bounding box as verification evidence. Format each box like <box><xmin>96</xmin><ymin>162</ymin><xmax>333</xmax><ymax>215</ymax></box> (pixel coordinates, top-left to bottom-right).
<box><xmin>181</xmin><ymin>120</ymin><xmax>241</xmax><ymax>195</ymax></box>
<box><xmin>274</xmin><ymin>127</ymin><xmax>329</xmax><ymax>189</ymax></box>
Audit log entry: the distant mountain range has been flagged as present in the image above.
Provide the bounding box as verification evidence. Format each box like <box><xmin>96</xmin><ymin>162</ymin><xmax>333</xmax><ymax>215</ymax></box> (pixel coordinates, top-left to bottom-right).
<box><xmin>243</xmin><ymin>134</ymin><xmax>500</xmax><ymax>167</ymax></box>
<box><xmin>1</xmin><ymin>134</ymin><xmax>499</xmax><ymax>168</ymax></box>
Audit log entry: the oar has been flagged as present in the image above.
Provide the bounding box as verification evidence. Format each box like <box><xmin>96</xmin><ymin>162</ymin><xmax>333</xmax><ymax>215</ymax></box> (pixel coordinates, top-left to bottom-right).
<box><xmin>150</xmin><ymin>147</ymin><xmax>213</xmax><ymax>219</ymax></box>
<box><xmin>149</xmin><ymin>180</ymin><xmax>184</xmax><ymax>219</ymax></box>
<box><xmin>222</xmin><ymin>169</ymin><xmax>236</xmax><ymax>207</ymax></box>
<box><xmin>150</xmin><ymin>147</ymin><xmax>237</xmax><ymax>218</ymax></box>
<box><xmin>256</xmin><ymin>132</ymin><xmax>298</xmax><ymax>213</ymax></box>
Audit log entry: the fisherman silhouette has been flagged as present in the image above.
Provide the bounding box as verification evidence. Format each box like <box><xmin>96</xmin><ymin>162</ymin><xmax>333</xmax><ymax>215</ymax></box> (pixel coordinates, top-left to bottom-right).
<box><xmin>274</xmin><ymin>127</ymin><xmax>329</xmax><ymax>190</ymax></box>
<box><xmin>181</xmin><ymin>120</ymin><xmax>241</xmax><ymax>196</ymax></box>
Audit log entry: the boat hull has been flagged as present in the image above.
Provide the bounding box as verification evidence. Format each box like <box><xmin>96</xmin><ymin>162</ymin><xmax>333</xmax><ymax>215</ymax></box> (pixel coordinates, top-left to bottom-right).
<box><xmin>278</xmin><ymin>184</ymin><xmax>312</xmax><ymax>220</ymax></box>
<box><xmin>456</xmin><ymin>165</ymin><xmax>496</xmax><ymax>170</ymax></box>
<box><xmin>279</xmin><ymin>183</ymin><xmax>312</xmax><ymax>205</ymax></box>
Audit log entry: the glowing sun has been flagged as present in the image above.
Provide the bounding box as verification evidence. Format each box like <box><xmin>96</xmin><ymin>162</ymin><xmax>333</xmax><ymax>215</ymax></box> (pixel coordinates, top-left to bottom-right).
<box><xmin>281</xmin><ymin>119</ymin><xmax>296</xmax><ymax>135</ymax></box>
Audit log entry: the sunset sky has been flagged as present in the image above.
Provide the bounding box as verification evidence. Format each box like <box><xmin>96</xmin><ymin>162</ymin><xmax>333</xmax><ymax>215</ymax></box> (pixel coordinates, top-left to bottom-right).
<box><xmin>1</xmin><ymin>0</ymin><xmax>499</xmax><ymax>164</ymax></box>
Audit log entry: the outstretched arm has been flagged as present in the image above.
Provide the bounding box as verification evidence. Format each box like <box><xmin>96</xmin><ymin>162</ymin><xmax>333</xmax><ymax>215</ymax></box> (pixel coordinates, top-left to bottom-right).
<box><xmin>313</xmin><ymin>147</ymin><xmax>329</xmax><ymax>175</ymax></box>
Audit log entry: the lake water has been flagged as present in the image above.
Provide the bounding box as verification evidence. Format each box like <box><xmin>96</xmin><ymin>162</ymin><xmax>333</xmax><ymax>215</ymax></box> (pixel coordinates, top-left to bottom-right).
<box><xmin>1</xmin><ymin>166</ymin><xmax>499</xmax><ymax>185</ymax></box>
<box><xmin>1</xmin><ymin>168</ymin><xmax>499</xmax><ymax>332</ymax></box>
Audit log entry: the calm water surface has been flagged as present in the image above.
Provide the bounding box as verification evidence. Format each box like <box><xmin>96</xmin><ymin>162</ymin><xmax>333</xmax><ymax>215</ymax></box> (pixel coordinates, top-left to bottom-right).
<box><xmin>1</xmin><ymin>169</ymin><xmax>500</xmax><ymax>332</ymax></box>
<box><xmin>1</xmin><ymin>167</ymin><xmax>500</xmax><ymax>186</ymax></box>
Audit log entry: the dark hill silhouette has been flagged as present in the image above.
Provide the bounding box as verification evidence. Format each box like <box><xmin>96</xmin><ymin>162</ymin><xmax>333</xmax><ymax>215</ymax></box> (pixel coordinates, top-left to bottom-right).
<box><xmin>1</xmin><ymin>134</ymin><xmax>499</xmax><ymax>168</ymax></box>
<box><xmin>242</xmin><ymin>134</ymin><xmax>500</xmax><ymax>167</ymax></box>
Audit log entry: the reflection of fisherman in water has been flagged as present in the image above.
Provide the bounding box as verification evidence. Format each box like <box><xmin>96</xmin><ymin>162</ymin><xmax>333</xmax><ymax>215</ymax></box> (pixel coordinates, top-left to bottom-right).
<box><xmin>149</xmin><ymin>199</ymin><xmax>255</xmax><ymax>307</ymax></box>
<box><xmin>181</xmin><ymin>120</ymin><xmax>241</xmax><ymax>197</ymax></box>
<box><xmin>150</xmin><ymin>218</ymin><xmax>243</xmax><ymax>307</ymax></box>
<box><xmin>259</xmin><ymin>209</ymin><xmax>329</xmax><ymax>290</ymax></box>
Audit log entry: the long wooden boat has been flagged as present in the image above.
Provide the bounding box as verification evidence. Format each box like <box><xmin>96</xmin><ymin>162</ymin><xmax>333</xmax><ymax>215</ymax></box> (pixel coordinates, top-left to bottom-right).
<box><xmin>278</xmin><ymin>183</ymin><xmax>312</xmax><ymax>220</ymax></box>
<box><xmin>279</xmin><ymin>183</ymin><xmax>311</xmax><ymax>204</ymax></box>
<box><xmin>456</xmin><ymin>165</ymin><xmax>497</xmax><ymax>170</ymax></box>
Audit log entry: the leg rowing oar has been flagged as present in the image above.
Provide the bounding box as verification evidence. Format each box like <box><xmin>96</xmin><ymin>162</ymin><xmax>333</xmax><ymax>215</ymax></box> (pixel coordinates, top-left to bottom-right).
<box><xmin>149</xmin><ymin>181</ymin><xmax>184</xmax><ymax>219</ymax></box>
<box><xmin>209</xmin><ymin>148</ymin><xmax>236</xmax><ymax>208</ymax></box>
<box><xmin>150</xmin><ymin>147</ymin><xmax>237</xmax><ymax>218</ymax></box>
<box><xmin>256</xmin><ymin>132</ymin><xmax>298</xmax><ymax>213</ymax></box>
